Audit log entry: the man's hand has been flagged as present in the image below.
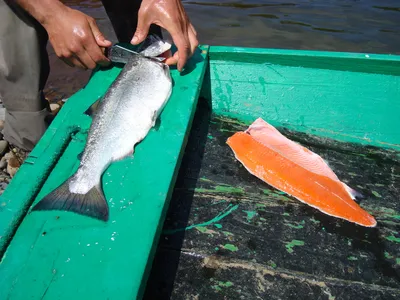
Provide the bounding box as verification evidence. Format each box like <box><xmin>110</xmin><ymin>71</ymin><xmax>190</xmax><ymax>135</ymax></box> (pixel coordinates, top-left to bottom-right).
<box><xmin>131</xmin><ymin>0</ymin><xmax>198</xmax><ymax>72</ymax></box>
<box><xmin>16</xmin><ymin>0</ymin><xmax>111</xmax><ymax>70</ymax></box>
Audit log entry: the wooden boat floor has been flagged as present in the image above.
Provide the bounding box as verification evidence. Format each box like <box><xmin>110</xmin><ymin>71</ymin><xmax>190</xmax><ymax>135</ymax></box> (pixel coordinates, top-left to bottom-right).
<box><xmin>144</xmin><ymin>98</ymin><xmax>400</xmax><ymax>299</ymax></box>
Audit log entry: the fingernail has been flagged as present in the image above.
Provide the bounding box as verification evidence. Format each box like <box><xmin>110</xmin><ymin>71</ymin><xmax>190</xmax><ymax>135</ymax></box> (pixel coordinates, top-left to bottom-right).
<box><xmin>131</xmin><ymin>36</ymin><xmax>138</xmax><ymax>44</ymax></box>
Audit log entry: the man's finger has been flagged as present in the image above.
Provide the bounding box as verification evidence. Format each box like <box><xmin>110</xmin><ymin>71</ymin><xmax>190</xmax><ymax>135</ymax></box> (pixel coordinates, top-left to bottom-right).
<box><xmin>164</xmin><ymin>52</ymin><xmax>178</xmax><ymax>66</ymax></box>
<box><xmin>86</xmin><ymin>19</ymin><xmax>111</xmax><ymax>67</ymax></box>
<box><xmin>77</xmin><ymin>48</ymin><xmax>98</xmax><ymax>69</ymax></box>
<box><xmin>70</xmin><ymin>55</ymin><xmax>88</xmax><ymax>70</ymax></box>
<box><xmin>169</xmin><ymin>30</ymin><xmax>190</xmax><ymax>71</ymax></box>
<box><xmin>188</xmin><ymin>24</ymin><xmax>199</xmax><ymax>56</ymax></box>
<box><xmin>61</xmin><ymin>57</ymin><xmax>75</xmax><ymax>68</ymax></box>
<box><xmin>131</xmin><ymin>11</ymin><xmax>150</xmax><ymax>45</ymax></box>
<box><xmin>88</xmin><ymin>17</ymin><xmax>112</xmax><ymax>47</ymax></box>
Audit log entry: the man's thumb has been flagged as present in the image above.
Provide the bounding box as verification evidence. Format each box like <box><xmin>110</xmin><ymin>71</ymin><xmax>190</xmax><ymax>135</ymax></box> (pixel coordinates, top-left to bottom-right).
<box><xmin>88</xmin><ymin>18</ymin><xmax>112</xmax><ymax>46</ymax></box>
<box><xmin>131</xmin><ymin>17</ymin><xmax>149</xmax><ymax>45</ymax></box>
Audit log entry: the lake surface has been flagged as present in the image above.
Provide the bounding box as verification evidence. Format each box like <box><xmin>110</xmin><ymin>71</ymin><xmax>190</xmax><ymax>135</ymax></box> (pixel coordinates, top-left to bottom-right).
<box><xmin>45</xmin><ymin>0</ymin><xmax>400</xmax><ymax>100</ymax></box>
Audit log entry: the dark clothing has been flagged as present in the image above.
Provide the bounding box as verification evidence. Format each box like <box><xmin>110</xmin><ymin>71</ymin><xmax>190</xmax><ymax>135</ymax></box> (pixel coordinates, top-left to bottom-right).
<box><xmin>0</xmin><ymin>0</ymin><xmax>159</xmax><ymax>150</ymax></box>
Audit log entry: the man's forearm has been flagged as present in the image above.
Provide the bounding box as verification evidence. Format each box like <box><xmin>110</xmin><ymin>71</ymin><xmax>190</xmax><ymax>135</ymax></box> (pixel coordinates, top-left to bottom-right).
<box><xmin>13</xmin><ymin>0</ymin><xmax>66</xmax><ymax>25</ymax></box>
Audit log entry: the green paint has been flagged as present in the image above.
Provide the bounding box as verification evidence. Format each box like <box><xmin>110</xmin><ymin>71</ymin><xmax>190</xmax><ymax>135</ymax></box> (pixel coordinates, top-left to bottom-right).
<box><xmin>260</xmin><ymin>217</ymin><xmax>267</xmax><ymax>221</ymax></box>
<box><xmin>256</xmin><ymin>203</ymin><xmax>266</xmax><ymax>208</ymax></box>
<box><xmin>369</xmin><ymin>206</ymin><xmax>400</xmax><ymax>220</ymax></box>
<box><xmin>196</xmin><ymin>226</ymin><xmax>208</xmax><ymax>233</ymax></box>
<box><xmin>283</xmin><ymin>212</ymin><xmax>290</xmax><ymax>216</ymax></box>
<box><xmin>223</xmin><ymin>244</ymin><xmax>239</xmax><ymax>252</ymax></box>
<box><xmin>211</xmin><ymin>200</ymin><xmax>227</xmax><ymax>206</ymax></box>
<box><xmin>195</xmin><ymin>185</ymin><xmax>244</xmax><ymax>194</ymax></box>
<box><xmin>372</xmin><ymin>191</ymin><xmax>382</xmax><ymax>198</ymax></box>
<box><xmin>163</xmin><ymin>204</ymin><xmax>239</xmax><ymax>234</ymax></box>
<box><xmin>207</xmin><ymin>135</ymin><xmax>213</xmax><ymax>140</ymax></box>
<box><xmin>196</xmin><ymin>226</ymin><xmax>217</xmax><ymax>235</ymax></box>
<box><xmin>386</xmin><ymin>235</ymin><xmax>400</xmax><ymax>243</ymax></box>
<box><xmin>210</xmin><ymin>46</ymin><xmax>400</xmax><ymax>150</ymax></box>
<box><xmin>0</xmin><ymin>45</ymin><xmax>209</xmax><ymax>299</ymax></box>
<box><xmin>243</xmin><ymin>210</ymin><xmax>257</xmax><ymax>222</ymax></box>
<box><xmin>200</xmin><ymin>177</ymin><xmax>213</xmax><ymax>183</ymax></box>
<box><xmin>222</xmin><ymin>231</ymin><xmax>233</xmax><ymax>237</ymax></box>
<box><xmin>215</xmin><ymin>247</ymin><xmax>219</xmax><ymax>251</ymax></box>
<box><xmin>262</xmin><ymin>189</ymin><xmax>290</xmax><ymax>201</ymax></box>
<box><xmin>215</xmin><ymin>186</ymin><xmax>244</xmax><ymax>193</ymax></box>
<box><xmin>214</xmin><ymin>224</ymin><xmax>222</xmax><ymax>229</ymax></box>
<box><xmin>217</xmin><ymin>281</ymin><xmax>234</xmax><ymax>287</ymax></box>
<box><xmin>310</xmin><ymin>218</ymin><xmax>320</xmax><ymax>224</ymax></box>
<box><xmin>384</xmin><ymin>251</ymin><xmax>393</xmax><ymax>259</ymax></box>
<box><xmin>285</xmin><ymin>220</ymin><xmax>305</xmax><ymax>229</ymax></box>
<box><xmin>285</xmin><ymin>240</ymin><xmax>305</xmax><ymax>253</ymax></box>
<box><xmin>268</xmin><ymin>261</ymin><xmax>277</xmax><ymax>269</ymax></box>
<box><xmin>262</xmin><ymin>189</ymin><xmax>271</xmax><ymax>195</ymax></box>
<box><xmin>396</xmin><ymin>258</ymin><xmax>400</xmax><ymax>265</ymax></box>
<box><xmin>212</xmin><ymin>285</ymin><xmax>222</xmax><ymax>292</ymax></box>
<box><xmin>348</xmin><ymin>256</ymin><xmax>358</xmax><ymax>261</ymax></box>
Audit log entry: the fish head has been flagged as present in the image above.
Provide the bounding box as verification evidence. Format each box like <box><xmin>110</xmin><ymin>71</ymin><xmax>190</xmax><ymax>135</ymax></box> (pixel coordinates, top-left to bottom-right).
<box><xmin>147</xmin><ymin>57</ymin><xmax>172</xmax><ymax>81</ymax></box>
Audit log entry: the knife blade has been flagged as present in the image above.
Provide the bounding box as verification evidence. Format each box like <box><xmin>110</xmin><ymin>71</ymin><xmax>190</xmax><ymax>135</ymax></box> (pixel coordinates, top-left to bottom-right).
<box><xmin>105</xmin><ymin>44</ymin><xmax>166</xmax><ymax>64</ymax></box>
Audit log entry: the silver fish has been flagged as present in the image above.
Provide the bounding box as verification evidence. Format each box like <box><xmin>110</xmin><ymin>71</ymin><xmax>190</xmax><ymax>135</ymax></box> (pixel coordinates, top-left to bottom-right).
<box><xmin>32</xmin><ymin>36</ymin><xmax>173</xmax><ymax>221</ymax></box>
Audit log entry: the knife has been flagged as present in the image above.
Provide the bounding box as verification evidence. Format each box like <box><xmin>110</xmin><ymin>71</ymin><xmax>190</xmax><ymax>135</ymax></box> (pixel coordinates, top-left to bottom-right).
<box><xmin>105</xmin><ymin>44</ymin><xmax>167</xmax><ymax>64</ymax></box>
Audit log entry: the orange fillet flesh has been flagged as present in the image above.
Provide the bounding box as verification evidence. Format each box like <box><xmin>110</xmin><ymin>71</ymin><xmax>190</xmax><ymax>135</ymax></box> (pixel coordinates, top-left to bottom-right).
<box><xmin>226</xmin><ymin>119</ymin><xmax>376</xmax><ymax>227</ymax></box>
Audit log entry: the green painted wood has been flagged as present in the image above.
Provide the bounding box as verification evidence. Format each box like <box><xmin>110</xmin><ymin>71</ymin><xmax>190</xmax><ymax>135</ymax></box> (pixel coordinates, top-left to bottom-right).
<box><xmin>0</xmin><ymin>46</ymin><xmax>209</xmax><ymax>299</ymax></box>
<box><xmin>143</xmin><ymin>97</ymin><xmax>400</xmax><ymax>300</ymax></box>
<box><xmin>207</xmin><ymin>46</ymin><xmax>400</xmax><ymax>150</ymax></box>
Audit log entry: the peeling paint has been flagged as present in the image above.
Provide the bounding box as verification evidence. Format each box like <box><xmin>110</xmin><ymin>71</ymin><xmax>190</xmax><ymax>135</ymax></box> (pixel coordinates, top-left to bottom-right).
<box><xmin>223</xmin><ymin>244</ymin><xmax>239</xmax><ymax>252</ymax></box>
<box><xmin>285</xmin><ymin>240</ymin><xmax>305</xmax><ymax>253</ymax></box>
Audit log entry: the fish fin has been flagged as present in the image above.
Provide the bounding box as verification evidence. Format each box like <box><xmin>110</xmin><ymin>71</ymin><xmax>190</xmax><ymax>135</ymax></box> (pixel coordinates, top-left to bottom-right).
<box><xmin>31</xmin><ymin>179</ymin><xmax>109</xmax><ymax>221</ymax></box>
<box><xmin>151</xmin><ymin>110</ymin><xmax>158</xmax><ymax>127</ymax></box>
<box><xmin>138</xmin><ymin>34</ymin><xmax>171</xmax><ymax>58</ymax></box>
<box><xmin>112</xmin><ymin>148</ymin><xmax>134</xmax><ymax>162</ymax></box>
<box><xmin>84</xmin><ymin>99</ymin><xmax>101</xmax><ymax>116</ymax></box>
<box><xmin>343</xmin><ymin>183</ymin><xmax>365</xmax><ymax>200</ymax></box>
<box><xmin>77</xmin><ymin>151</ymin><xmax>83</xmax><ymax>161</ymax></box>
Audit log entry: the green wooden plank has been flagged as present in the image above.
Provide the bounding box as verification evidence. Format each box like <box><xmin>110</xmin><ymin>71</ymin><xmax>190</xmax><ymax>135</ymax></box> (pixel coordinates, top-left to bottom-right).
<box><xmin>0</xmin><ymin>46</ymin><xmax>209</xmax><ymax>299</ymax></box>
<box><xmin>208</xmin><ymin>46</ymin><xmax>400</xmax><ymax>150</ymax></box>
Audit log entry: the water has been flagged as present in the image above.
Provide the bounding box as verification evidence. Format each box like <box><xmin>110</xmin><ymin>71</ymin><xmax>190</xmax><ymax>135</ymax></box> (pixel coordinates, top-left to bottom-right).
<box><xmin>44</xmin><ymin>0</ymin><xmax>400</xmax><ymax>101</ymax></box>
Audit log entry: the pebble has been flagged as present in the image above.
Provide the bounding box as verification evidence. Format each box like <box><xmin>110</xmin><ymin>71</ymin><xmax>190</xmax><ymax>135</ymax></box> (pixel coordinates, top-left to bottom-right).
<box><xmin>0</xmin><ymin>157</ymin><xmax>7</xmax><ymax>169</ymax></box>
<box><xmin>50</xmin><ymin>103</ymin><xmax>61</xmax><ymax>114</ymax></box>
<box><xmin>0</xmin><ymin>140</ymin><xmax>8</xmax><ymax>156</ymax></box>
<box><xmin>7</xmin><ymin>157</ymin><xmax>20</xmax><ymax>178</ymax></box>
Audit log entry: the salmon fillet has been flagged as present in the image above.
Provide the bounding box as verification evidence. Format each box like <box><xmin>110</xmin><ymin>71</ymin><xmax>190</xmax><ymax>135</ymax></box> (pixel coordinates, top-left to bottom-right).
<box><xmin>226</xmin><ymin>118</ymin><xmax>376</xmax><ymax>227</ymax></box>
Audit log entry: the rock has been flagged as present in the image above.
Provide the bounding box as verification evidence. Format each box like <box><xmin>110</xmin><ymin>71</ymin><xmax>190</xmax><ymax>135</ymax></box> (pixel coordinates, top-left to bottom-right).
<box><xmin>4</xmin><ymin>151</ymin><xmax>14</xmax><ymax>160</ymax></box>
<box><xmin>7</xmin><ymin>157</ymin><xmax>20</xmax><ymax>178</ymax></box>
<box><xmin>50</xmin><ymin>103</ymin><xmax>61</xmax><ymax>114</ymax></box>
<box><xmin>0</xmin><ymin>157</ymin><xmax>7</xmax><ymax>169</ymax></box>
<box><xmin>0</xmin><ymin>140</ymin><xmax>8</xmax><ymax>156</ymax></box>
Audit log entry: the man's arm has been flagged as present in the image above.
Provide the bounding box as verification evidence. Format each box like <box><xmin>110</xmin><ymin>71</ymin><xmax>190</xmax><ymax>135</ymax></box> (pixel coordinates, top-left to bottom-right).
<box><xmin>14</xmin><ymin>0</ymin><xmax>111</xmax><ymax>69</ymax></box>
<box><xmin>14</xmin><ymin>0</ymin><xmax>65</xmax><ymax>25</ymax></box>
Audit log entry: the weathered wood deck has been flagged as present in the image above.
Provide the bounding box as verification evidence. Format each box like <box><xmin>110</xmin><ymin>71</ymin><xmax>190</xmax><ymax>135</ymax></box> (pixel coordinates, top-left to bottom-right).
<box><xmin>144</xmin><ymin>98</ymin><xmax>400</xmax><ymax>300</ymax></box>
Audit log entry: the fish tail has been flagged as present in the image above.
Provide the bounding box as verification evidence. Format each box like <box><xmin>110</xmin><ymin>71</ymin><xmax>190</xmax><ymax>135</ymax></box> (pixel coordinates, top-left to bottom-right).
<box><xmin>31</xmin><ymin>178</ymin><xmax>109</xmax><ymax>221</ymax></box>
